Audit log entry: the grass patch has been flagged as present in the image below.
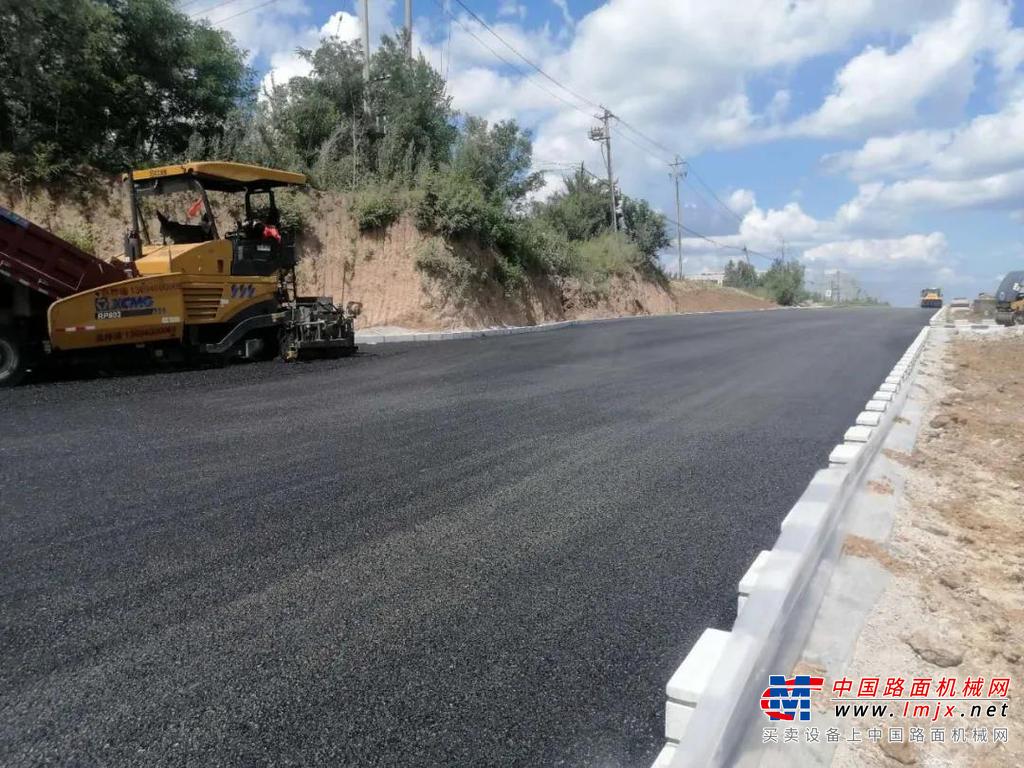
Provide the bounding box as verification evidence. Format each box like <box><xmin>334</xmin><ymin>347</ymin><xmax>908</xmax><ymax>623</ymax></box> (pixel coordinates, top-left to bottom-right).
<box><xmin>351</xmin><ymin>189</ymin><xmax>402</xmax><ymax>231</ymax></box>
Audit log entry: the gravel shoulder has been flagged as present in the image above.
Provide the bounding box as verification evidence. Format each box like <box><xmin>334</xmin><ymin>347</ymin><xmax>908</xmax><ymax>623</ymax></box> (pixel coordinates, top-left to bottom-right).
<box><xmin>832</xmin><ymin>329</ymin><xmax>1024</xmax><ymax>767</ymax></box>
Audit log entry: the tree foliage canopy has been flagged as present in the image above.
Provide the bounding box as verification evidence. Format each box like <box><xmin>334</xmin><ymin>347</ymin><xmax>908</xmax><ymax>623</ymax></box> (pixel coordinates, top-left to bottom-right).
<box><xmin>0</xmin><ymin>0</ymin><xmax>251</xmax><ymax>178</ymax></box>
<box><xmin>723</xmin><ymin>259</ymin><xmax>759</xmax><ymax>290</ymax></box>
<box><xmin>451</xmin><ymin>117</ymin><xmax>542</xmax><ymax>206</ymax></box>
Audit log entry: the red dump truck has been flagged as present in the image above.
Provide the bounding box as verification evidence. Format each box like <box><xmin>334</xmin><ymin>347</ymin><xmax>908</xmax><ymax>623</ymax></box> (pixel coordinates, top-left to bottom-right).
<box><xmin>0</xmin><ymin>206</ymin><xmax>132</xmax><ymax>385</ymax></box>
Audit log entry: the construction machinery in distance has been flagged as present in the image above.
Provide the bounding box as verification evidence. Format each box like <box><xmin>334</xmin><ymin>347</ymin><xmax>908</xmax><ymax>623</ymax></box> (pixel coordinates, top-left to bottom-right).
<box><xmin>995</xmin><ymin>271</ymin><xmax>1024</xmax><ymax>326</ymax></box>
<box><xmin>0</xmin><ymin>162</ymin><xmax>359</xmax><ymax>386</ymax></box>
<box><xmin>919</xmin><ymin>287</ymin><xmax>943</xmax><ymax>309</ymax></box>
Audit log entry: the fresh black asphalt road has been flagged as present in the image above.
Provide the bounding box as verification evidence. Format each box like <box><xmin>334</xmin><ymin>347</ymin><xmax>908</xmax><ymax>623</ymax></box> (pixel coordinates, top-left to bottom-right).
<box><xmin>0</xmin><ymin>308</ymin><xmax>928</xmax><ymax>767</ymax></box>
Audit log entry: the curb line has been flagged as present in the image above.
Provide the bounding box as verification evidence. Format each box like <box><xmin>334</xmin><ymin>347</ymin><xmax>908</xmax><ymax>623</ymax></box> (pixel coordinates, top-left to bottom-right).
<box><xmin>652</xmin><ymin>320</ymin><xmax>933</xmax><ymax>768</ymax></box>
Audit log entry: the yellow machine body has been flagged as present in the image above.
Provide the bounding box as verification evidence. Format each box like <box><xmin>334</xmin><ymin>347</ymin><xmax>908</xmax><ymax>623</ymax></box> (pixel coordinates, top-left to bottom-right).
<box><xmin>37</xmin><ymin>161</ymin><xmax>355</xmax><ymax>367</ymax></box>
<box><xmin>919</xmin><ymin>288</ymin><xmax>943</xmax><ymax>309</ymax></box>
<box><xmin>48</xmin><ymin>240</ymin><xmax>278</xmax><ymax>351</ymax></box>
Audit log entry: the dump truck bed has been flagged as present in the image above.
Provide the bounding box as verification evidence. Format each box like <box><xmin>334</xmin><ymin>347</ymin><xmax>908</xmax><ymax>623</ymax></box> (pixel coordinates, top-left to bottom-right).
<box><xmin>0</xmin><ymin>206</ymin><xmax>128</xmax><ymax>300</ymax></box>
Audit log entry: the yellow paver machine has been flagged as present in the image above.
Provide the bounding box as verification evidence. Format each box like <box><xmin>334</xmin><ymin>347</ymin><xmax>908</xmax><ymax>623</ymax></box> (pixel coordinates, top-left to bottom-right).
<box><xmin>919</xmin><ymin>287</ymin><xmax>943</xmax><ymax>309</ymax></box>
<box><xmin>1</xmin><ymin>162</ymin><xmax>358</xmax><ymax>385</ymax></box>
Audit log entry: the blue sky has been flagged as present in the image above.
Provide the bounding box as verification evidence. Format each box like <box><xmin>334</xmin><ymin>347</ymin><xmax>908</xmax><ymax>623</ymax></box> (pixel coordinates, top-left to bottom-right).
<box><xmin>199</xmin><ymin>0</ymin><xmax>1024</xmax><ymax>306</ymax></box>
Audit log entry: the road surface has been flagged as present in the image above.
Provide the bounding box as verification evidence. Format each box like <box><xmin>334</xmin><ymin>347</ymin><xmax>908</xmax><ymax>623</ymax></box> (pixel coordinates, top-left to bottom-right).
<box><xmin>0</xmin><ymin>308</ymin><xmax>928</xmax><ymax>767</ymax></box>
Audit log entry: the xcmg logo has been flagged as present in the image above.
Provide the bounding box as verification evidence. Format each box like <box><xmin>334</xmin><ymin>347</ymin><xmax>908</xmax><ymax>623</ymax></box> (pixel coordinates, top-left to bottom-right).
<box><xmin>760</xmin><ymin>675</ymin><xmax>824</xmax><ymax>721</ymax></box>
<box><xmin>231</xmin><ymin>284</ymin><xmax>256</xmax><ymax>299</ymax></box>
<box><xmin>94</xmin><ymin>295</ymin><xmax>154</xmax><ymax>312</ymax></box>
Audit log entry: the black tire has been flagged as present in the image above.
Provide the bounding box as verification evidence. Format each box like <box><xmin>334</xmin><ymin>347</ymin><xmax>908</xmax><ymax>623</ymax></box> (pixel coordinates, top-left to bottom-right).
<box><xmin>0</xmin><ymin>332</ymin><xmax>27</xmax><ymax>388</ymax></box>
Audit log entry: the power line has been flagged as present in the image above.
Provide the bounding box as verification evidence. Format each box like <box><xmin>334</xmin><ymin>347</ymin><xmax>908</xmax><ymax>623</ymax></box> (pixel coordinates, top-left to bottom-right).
<box><xmin>447</xmin><ymin>0</ymin><xmax>600</xmax><ymax>112</ymax></box>
<box><xmin>429</xmin><ymin>0</ymin><xmax>592</xmax><ymax>117</ymax></box>
<box><xmin>206</xmin><ymin>0</ymin><xmax>281</xmax><ymax>25</ymax></box>
<box><xmin>660</xmin><ymin>211</ymin><xmax>771</xmax><ymax>262</ymax></box>
<box><xmin>611</xmin><ymin>126</ymin><xmax>673</xmax><ymax>166</ymax></box>
<box><xmin>686</xmin><ymin>164</ymin><xmax>745</xmax><ymax>224</ymax></box>
<box><xmin>612</xmin><ymin>114</ymin><xmax>676</xmax><ymax>160</ymax></box>
<box><xmin>188</xmin><ymin>0</ymin><xmax>247</xmax><ymax>18</ymax></box>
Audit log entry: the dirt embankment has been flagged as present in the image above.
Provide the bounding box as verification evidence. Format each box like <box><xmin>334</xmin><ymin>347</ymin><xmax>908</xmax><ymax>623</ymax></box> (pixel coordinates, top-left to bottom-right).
<box><xmin>1</xmin><ymin>182</ymin><xmax>774</xmax><ymax>330</ymax></box>
<box><xmin>833</xmin><ymin>331</ymin><xmax>1024</xmax><ymax>768</ymax></box>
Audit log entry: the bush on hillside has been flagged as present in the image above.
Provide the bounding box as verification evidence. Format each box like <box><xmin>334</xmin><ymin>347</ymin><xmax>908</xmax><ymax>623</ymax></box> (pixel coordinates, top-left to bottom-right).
<box><xmin>414</xmin><ymin>171</ymin><xmax>500</xmax><ymax>240</ymax></box>
<box><xmin>575</xmin><ymin>233</ymin><xmax>646</xmax><ymax>279</ymax></box>
<box><xmin>352</xmin><ymin>190</ymin><xmax>401</xmax><ymax>231</ymax></box>
<box><xmin>414</xmin><ymin>239</ymin><xmax>481</xmax><ymax>288</ymax></box>
<box><xmin>56</xmin><ymin>226</ymin><xmax>96</xmax><ymax>255</ymax></box>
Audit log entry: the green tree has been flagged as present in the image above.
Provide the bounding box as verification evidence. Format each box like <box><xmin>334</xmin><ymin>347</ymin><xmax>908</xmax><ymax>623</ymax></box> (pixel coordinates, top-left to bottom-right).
<box><xmin>0</xmin><ymin>0</ymin><xmax>251</xmax><ymax>176</ymax></box>
<box><xmin>273</xmin><ymin>39</ymin><xmax>366</xmax><ymax>171</ymax></box>
<box><xmin>451</xmin><ymin>117</ymin><xmax>543</xmax><ymax>206</ymax></box>
<box><xmin>723</xmin><ymin>259</ymin><xmax>759</xmax><ymax>289</ymax></box>
<box><xmin>537</xmin><ymin>167</ymin><xmax>613</xmax><ymax>241</ymax></box>
<box><xmin>621</xmin><ymin>195</ymin><xmax>670</xmax><ymax>263</ymax></box>
<box><xmin>760</xmin><ymin>258</ymin><xmax>806</xmax><ymax>305</ymax></box>
<box><xmin>366</xmin><ymin>36</ymin><xmax>457</xmax><ymax>181</ymax></box>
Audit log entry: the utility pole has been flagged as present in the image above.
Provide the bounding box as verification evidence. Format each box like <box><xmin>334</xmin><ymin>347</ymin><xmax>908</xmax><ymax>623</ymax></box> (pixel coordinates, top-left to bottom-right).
<box><xmin>352</xmin><ymin>116</ymin><xmax>358</xmax><ymax>188</ymax></box>
<box><xmin>669</xmin><ymin>155</ymin><xmax>687</xmax><ymax>278</ymax></box>
<box><xmin>405</xmin><ymin>0</ymin><xmax>413</xmax><ymax>60</ymax></box>
<box><xmin>360</xmin><ymin>0</ymin><xmax>371</xmax><ymax>84</ymax></box>
<box><xmin>589</xmin><ymin>108</ymin><xmax>617</xmax><ymax>232</ymax></box>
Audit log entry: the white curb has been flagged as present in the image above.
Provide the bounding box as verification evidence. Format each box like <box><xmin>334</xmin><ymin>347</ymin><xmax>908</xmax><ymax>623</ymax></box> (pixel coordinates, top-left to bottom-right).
<box><xmin>855</xmin><ymin>411</ymin><xmax>882</xmax><ymax>427</ymax></box>
<box><xmin>665</xmin><ymin>628</ymin><xmax>732</xmax><ymax>743</ymax></box>
<box><xmin>843</xmin><ymin>425</ymin><xmax>873</xmax><ymax>443</ymax></box>
<box><xmin>737</xmin><ymin>550</ymin><xmax>771</xmax><ymax>613</ymax></box>
<box><xmin>828</xmin><ymin>442</ymin><xmax>864</xmax><ymax>465</ymax></box>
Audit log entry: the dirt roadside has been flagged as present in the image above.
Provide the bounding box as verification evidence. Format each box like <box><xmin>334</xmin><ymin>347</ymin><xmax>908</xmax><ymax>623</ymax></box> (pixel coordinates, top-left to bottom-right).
<box><xmin>832</xmin><ymin>330</ymin><xmax>1024</xmax><ymax>767</ymax></box>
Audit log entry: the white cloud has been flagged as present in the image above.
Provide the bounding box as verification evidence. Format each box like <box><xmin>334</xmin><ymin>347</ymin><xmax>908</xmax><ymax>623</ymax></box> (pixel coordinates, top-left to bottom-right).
<box><xmin>826</xmin><ymin>97</ymin><xmax>1024</xmax><ymax>182</ymax></box>
<box><xmin>737</xmin><ymin>201</ymin><xmax>834</xmax><ymax>245</ymax></box>
<box><xmin>498</xmin><ymin>1</ymin><xmax>528</xmax><ymax>20</ymax></box>
<box><xmin>803</xmin><ymin>233</ymin><xmax>948</xmax><ymax>268</ymax></box>
<box><xmin>838</xmin><ymin>169</ymin><xmax>1024</xmax><ymax>231</ymax></box>
<box><xmin>727</xmin><ymin>188</ymin><xmax>756</xmax><ymax>216</ymax></box>
<box><xmin>823</xmin><ymin>130</ymin><xmax>949</xmax><ymax>181</ymax></box>
<box><xmin>765</xmin><ymin>90</ymin><xmax>791</xmax><ymax>123</ymax></box>
<box><xmin>257</xmin><ymin>11</ymin><xmax>362</xmax><ymax>95</ymax></box>
<box><xmin>202</xmin><ymin>0</ymin><xmax>312</xmax><ymax>63</ymax></box>
<box><xmin>793</xmin><ymin>0</ymin><xmax>1010</xmax><ymax>138</ymax></box>
<box><xmin>551</xmin><ymin>0</ymin><xmax>574</xmax><ymax>28</ymax></box>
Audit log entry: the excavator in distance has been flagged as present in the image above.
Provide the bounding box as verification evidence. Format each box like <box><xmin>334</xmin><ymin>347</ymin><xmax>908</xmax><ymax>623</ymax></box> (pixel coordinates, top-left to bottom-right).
<box><xmin>0</xmin><ymin>162</ymin><xmax>360</xmax><ymax>386</ymax></box>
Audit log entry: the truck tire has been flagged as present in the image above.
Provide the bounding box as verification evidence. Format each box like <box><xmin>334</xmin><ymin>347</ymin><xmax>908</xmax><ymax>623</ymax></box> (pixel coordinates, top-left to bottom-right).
<box><xmin>0</xmin><ymin>332</ymin><xmax>27</xmax><ymax>387</ymax></box>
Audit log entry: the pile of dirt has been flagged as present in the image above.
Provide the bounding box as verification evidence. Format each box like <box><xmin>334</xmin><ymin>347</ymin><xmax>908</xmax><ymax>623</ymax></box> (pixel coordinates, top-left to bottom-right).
<box><xmin>669</xmin><ymin>280</ymin><xmax>776</xmax><ymax>313</ymax></box>
<box><xmin>833</xmin><ymin>331</ymin><xmax>1024</xmax><ymax>767</ymax></box>
<box><xmin>1</xmin><ymin>182</ymin><xmax>775</xmax><ymax>330</ymax></box>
